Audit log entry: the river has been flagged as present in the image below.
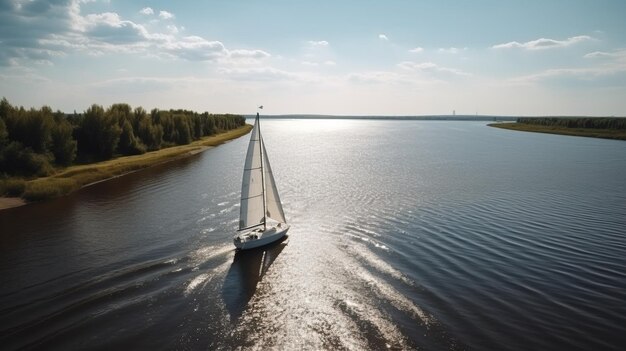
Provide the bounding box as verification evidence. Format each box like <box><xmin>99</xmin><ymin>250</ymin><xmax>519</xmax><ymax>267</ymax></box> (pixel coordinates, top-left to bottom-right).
<box><xmin>1</xmin><ymin>119</ymin><xmax>625</xmax><ymax>350</ymax></box>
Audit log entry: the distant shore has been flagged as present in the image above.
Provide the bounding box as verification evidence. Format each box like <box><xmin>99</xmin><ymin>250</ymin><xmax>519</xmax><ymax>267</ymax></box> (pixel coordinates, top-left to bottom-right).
<box><xmin>249</xmin><ymin>114</ymin><xmax>518</xmax><ymax>121</ymax></box>
<box><xmin>488</xmin><ymin>122</ymin><xmax>626</xmax><ymax>141</ymax></box>
<box><xmin>0</xmin><ymin>125</ymin><xmax>252</xmax><ymax>211</ymax></box>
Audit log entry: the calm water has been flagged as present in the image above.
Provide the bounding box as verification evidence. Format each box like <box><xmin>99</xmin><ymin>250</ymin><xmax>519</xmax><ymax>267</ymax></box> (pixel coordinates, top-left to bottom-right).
<box><xmin>1</xmin><ymin>120</ymin><xmax>625</xmax><ymax>350</ymax></box>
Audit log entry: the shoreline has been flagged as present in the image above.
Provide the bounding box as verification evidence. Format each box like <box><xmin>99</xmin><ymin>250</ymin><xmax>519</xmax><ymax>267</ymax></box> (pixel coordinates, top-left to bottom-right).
<box><xmin>0</xmin><ymin>125</ymin><xmax>252</xmax><ymax>211</ymax></box>
<box><xmin>488</xmin><ymin>123</ymin><xmax>626</xmax><ymax>141</ymax></box>
<box><xmin>0</xmin><ymin>197</ymin><xmax>27</xmax><ymax>210</ymax></box>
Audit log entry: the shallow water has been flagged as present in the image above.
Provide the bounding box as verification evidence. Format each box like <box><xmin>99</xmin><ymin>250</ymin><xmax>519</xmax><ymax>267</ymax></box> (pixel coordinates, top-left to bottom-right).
<box><xmin>1</xmin><ymin>120</ymin><xmax>625</xmax><ymax>350</ymax></box>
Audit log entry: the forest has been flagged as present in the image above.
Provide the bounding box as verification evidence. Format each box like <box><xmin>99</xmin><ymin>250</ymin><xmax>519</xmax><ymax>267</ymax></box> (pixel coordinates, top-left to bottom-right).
<box><xmin>517</xmin><ymin>117</ymin><xmax>626</xmax><ymax>130</ymax></box>
<box><xmin>0</xmin><ymin>98</ymin><xmax>245</xmax><ymax>178</ymax></box>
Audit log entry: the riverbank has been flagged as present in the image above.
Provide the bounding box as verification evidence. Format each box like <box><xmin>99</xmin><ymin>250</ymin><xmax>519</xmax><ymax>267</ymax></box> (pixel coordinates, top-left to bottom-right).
<box><xmin>0</xmin><ymin>125</ymin><xmax>252</xmax><ymax>210</ymax></box>
<box><xmin>488</xmin><ymin>122</ymin><xmax>626</xmax><ymax>141</ymax></box>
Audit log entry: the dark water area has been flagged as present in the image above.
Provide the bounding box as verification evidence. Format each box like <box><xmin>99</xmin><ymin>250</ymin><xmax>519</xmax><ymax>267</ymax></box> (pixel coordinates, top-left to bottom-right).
<box><xmin>1</xmin><ymin>120</ymin><xmax>625</xmax><ymax>350</ymax></box>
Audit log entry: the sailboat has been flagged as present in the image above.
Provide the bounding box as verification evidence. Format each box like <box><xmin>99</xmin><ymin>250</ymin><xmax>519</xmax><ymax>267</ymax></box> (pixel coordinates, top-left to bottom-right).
<box><xmin>234</xmin><ymin>111</ymin><xmax>289</xmax><ymax>249</ymax></box>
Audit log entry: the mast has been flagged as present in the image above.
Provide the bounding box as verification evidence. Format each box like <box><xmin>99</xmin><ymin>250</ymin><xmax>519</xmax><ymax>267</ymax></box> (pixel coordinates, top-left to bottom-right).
<box><xmin>257</xmin><ymin>112</ymin><xmax>267</xmax><ymax>231</ymax></box>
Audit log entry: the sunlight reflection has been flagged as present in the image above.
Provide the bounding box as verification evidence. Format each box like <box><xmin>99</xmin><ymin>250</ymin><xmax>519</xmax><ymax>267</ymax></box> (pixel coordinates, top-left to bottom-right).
<box><xmin>262</xmin><ymin>118</ymin><xmax>359</xmax><ymax>134</ymax></box>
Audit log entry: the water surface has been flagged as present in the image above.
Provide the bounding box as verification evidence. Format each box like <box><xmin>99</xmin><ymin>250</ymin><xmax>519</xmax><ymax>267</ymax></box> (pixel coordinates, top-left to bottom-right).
<box><xmin>1</xmin><ymin>120</ymin><xmax>625</xmax><ymax>350</ymax></box>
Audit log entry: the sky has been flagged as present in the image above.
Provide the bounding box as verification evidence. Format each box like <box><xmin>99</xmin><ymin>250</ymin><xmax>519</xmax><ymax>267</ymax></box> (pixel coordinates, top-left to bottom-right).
<box><xmin>1</xmin><ymin>0</ymin><xmax>626</xmax><ymax>116</ymax></box>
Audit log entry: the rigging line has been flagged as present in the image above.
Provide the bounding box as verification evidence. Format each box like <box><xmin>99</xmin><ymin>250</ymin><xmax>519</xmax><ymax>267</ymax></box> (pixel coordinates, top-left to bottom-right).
<box><xmin>241</xmin><ymin>194</ymin><xmax>263</xmax><ymax>200</ymax></box>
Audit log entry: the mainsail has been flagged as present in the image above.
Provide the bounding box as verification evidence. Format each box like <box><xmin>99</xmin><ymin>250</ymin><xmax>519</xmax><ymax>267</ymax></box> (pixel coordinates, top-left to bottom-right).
<box><xmin>239</xmin><ymin>114</ymin><xmax>287</xmax><ymax>230</ymax></box>
<box><xmin>239</xmin><ymin>119</ymin><xmax>264</xmax><ymax>230</ymax></box>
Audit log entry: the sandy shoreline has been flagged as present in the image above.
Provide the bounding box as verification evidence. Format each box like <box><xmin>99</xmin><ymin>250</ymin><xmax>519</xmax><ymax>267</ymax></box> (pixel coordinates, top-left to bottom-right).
<box><xmin>0</xmin><ymin>197</ymin><xmax>27</xmax><ymax>210</ymax></box>
<box><xmin>0</xmin><ymin>125</ymin><xmax>252</xmax><ymax>212</ymax></box>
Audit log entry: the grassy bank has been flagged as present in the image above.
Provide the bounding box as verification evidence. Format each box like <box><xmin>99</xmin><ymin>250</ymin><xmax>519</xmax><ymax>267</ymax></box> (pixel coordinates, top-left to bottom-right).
<box><xmin>0</xmin><ymin>124</ymin><xmax>252</xmax><ymax>205</ymax></box>
<box><xmin>488</xmin><ymin>123</ymin><xmax>626</xmax><ymax>141</ymax></box>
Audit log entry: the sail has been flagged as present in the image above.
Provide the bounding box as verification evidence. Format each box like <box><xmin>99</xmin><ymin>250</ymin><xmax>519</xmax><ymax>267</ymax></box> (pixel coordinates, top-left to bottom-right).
<box><xmin>262</xmin><ymin>140</ymin><xmax>286</xmax><ymax>223</ymax></box>
<box><xmin>239</xmin><ymin>119</ymin><xmax>265</xmax><ymax>230</ymax></box>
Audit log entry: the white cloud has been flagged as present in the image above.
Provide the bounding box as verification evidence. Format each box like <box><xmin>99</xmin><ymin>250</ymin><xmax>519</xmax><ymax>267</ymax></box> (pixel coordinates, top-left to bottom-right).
<box><xmin>584</xmin><ymin>49</ymin><xmax>626</xmax><ymax>60</ymax></box>
<box><xmin>438</xmin><ymin>47</ymin><xmax>467</xmax><ymax>54</ymax></box>
<box><xmin>82</xmin><ymin>12</ymin><xmax>150</xmax><ymax>44</ymax></box>
<box><xmin>229</xmin><ymin>49</ymin><xmax>270</xmax><ymax>59</ymax></box>
<box><xmin>301</xmin><ymin>60</ymin><xmax>336</xmax><ymax>67</ymax></box>
<box><xmin>92</xmin><ymin>76</ymin><xmax>176</xmax><ymax>94</ymax></box>
<box><xmin>378</xmin><ymin>34</ymin><xmax>389</xmax><ymax>41</ymax></box>
<box><xmin>160</xmin><ymin>36</ymin><xmax>226</xmax><ymax>61</ymax></box>
<box><xmin>218</xmin><ymin>66</ymin><xmax>315</xmax><ymax>82</ymax></box>
<box><xmin>139</xmin><ymin>7</ymin><xmax>154</xmax><ymax>16</ymax></box>
<box><xmin>348</xmin><ymin>71</ymin><xmax>405</xmax><ymax>85</ymax></box>
<box><xmin>511</xmin><ymin>61</ymin><xmax>626</xmax><ymax>85</ymax></box>
<box><xmin>224</xmin><ymin>49</ymin><xmax>271</xmax><ymax>65</ymax></box>
<box><xmin>166</xmin><ymin>25</ymin><xmax>179</xmax><ymax>34</ymax></box>
<box><xmin>584</xmin><ymin>51</ymin><xmax>611</xmax><ymax>59</ymax></box>
<box><xmin>397</xmin><ymin>61</ymin><xmax>469</xmax><ymax>76</ymax></box>
<box><xmin>510</xmin><ymin>48</ymin><xmax>626</xmax><ymax>85</ymax></box>
<box><xmin>398</xmin><ymin>61</ymin><xmax>437</xmax><ymax>70</ymax></box>
<box><xmin>299</xmin><ymin>60</ymin><xmax>336</xmax><ymax>67</ymax></box>
<box><xmin>159</xmin><ymin>10</ymin><xmax>174</xmax><ymax>20</ymax></box>
<box><xmin>409</xmin><ymin>47</ymin><xmax>423</xmax><ymax>53</ymax></box>
<box><xmin>492</xmin><ymin>35</ymin><xmax>592</xmax><ymax>50</ymax></box>
<box><xmin>0</xmin><ymin>1</ymin><xmax>270</xmax><ymax>65</ymax></box>
<box><xmin>308</xmin><ymin>40</ymin><xmax>329</xmax><ymax>47</ymax></box>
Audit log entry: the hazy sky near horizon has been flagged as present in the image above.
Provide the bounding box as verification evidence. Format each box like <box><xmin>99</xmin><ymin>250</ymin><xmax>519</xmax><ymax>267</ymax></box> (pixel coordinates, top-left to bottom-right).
<box><xmin>1</xmin><ymin>0</ymin><xmax>626</xmax><ymax>116</ymax></box>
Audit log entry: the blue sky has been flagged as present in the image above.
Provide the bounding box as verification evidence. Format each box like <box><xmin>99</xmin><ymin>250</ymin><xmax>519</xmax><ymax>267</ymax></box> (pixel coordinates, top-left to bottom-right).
<box><xmin>1</xmin><ymin>0</ymin><xmax>625</xmax><ymax>115</ymax></box>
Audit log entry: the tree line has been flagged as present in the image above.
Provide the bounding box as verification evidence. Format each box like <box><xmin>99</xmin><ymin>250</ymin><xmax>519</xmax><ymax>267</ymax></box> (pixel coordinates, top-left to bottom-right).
<box><xmin>0</xmin><ymin>98</ymin><xmax>245</xmax><ymax>177</ymax></box>
<box><xmin>517</xmin><ymin>117</ymin><xmax>626</xmax><ymax>130</ymax></box>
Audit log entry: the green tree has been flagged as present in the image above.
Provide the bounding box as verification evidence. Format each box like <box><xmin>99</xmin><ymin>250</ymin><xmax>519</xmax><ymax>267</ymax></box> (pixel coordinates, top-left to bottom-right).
<box><xmin>50</xmin><ymin>114</ymin><xmax>77</xmax><ymax>166</ymax></box>
<box><xmin>0</xmin><ymin>141</ymin><xmax>53</xmax><ymax>177</ymax></box>
<box><xmin>78</xmin><ymin>104</ymin><xmax>121</xmax><ymax>159</ymax></box>
<box><xmin>0</xmin><ymin>118</ymin><xmax>8</xmax><ymax>146</ymax></box>
<box><xmin>118</xmin><ymin>120</ymin><xmax>145</xmax><ymax>155</ymax></box>
<box><xmin>137</xmin><ymin>115</ymin><xmax>163</xmax><ymax>150</ymax></box>
<box><xmin>5</xmin><ymin>107</ymin><xmax>54</xmax><ymax>154</ymax></box>
<box><xmin>173</xmin><ymin>114</ymin><xmax>191</xmax><ymax>145</ymax></box>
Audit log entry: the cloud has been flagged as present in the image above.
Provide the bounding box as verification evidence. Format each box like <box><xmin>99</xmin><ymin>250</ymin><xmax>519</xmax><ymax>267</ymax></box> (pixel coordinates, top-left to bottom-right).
<box><xmin>409</xmin><ymin>47</ymin><xmax>423</xmax><ymax>53</ymax></box>
<box><xmin>438</xmin><ymin>47</ymin><xmax>467</xmax><ymax>54</ymax></box>
<box><xmin>0</xmin><ymin>1</ymin><xmax>269</xmax><ymax>66</ymax></box>
<box><xmin>82</xmin><ymin>12</ymin><xmax>149</xmax><ymax>44</ymax></box>
<box><xmin>492</xmin><ymin>35</ymin><xmax>592</xmax><ymax>50</ymax></box>
<box><xmin>511</xmin><ymin>52</ymin><xmax>626</xmax><ymax>85</ymax></box>
<box><xmin>512</xmin><ymin>67</ymin><xmax>625</xmax><ymax>85</ymax></box>
<box><xmin>397</xmin><ymin>61</ymin><xmax>469</xmax><ymax>76</ymax></box>
<box><xmin>160</xmin><ymin>36</ymin><xmax>227</xmax><ymax>61</ymax></box>
<box><xmin>584</xmin><ymin>49</ymin><xmax>626</xmax><ymax>60</ymax></box>
<box><xmin>224</xmin><ymin>49</ymin><xmax>271</xmax><ymax>65</ymax></box>
<box><xmin>229</xmin><ymin>49</ymin><xmax>270</xmax><ymax>59</ymax></box>
<box><xmin>348</xmin><ymin>71</ymin><xmax>405</xmax><ymax>85</ymax></box>
<box><xmin>308</xmin><ymin>40</ymin><xmax>329</xmax><ymax>47</ymax></box>
<box><xmin>300</xmin><ymin>60</ymin><xmax>336</xmax><ymax>67</ymax></box>
<box><xmin>166</xmin><ymin>25</ymin><xmax>179</xmax><ymax>34</ymax></box>
<box><xmin>0</xmin><ymin>0</ymin><xmax>76</xmax><ymax>64</ymax></box>
<box><xmin>510</xmin><ymin>48</ymin><xmax>626</xmax><ymax>85</ymax></box>
<box><xmin>378</xmin><ymin>34</ymin><xmax>389</xmax><ymax>41</ymax></box>
<box><xmin>92</xmin><ymin>76</ymin><xmax>175</xmax><ymax>94</ymax></box>
<box><xmin>139</xmin><ymin>7</ymin><xmax>154</xmax><ymax>15</ymax></box>
<box><xmin>159</xmin><ymin>10</ymin><xmax>174</xmax><ymax>20</ymax></box>
<box><xmin>299</xmin><ymin>59</ymin><xmax>337</xmax><ymax>67</ymax></box>
<box><xmin>218</xmin><ymin>66</ymin><xmax>314</xmax><ymax>82</ymax></box>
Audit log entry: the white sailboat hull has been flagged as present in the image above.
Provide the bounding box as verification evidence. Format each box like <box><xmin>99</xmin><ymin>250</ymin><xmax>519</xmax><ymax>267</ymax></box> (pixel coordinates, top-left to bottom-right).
<box><xmin>234</xmin><ymin>224</ymin><xmax>290</xmax><ymax>250</ymax></box>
